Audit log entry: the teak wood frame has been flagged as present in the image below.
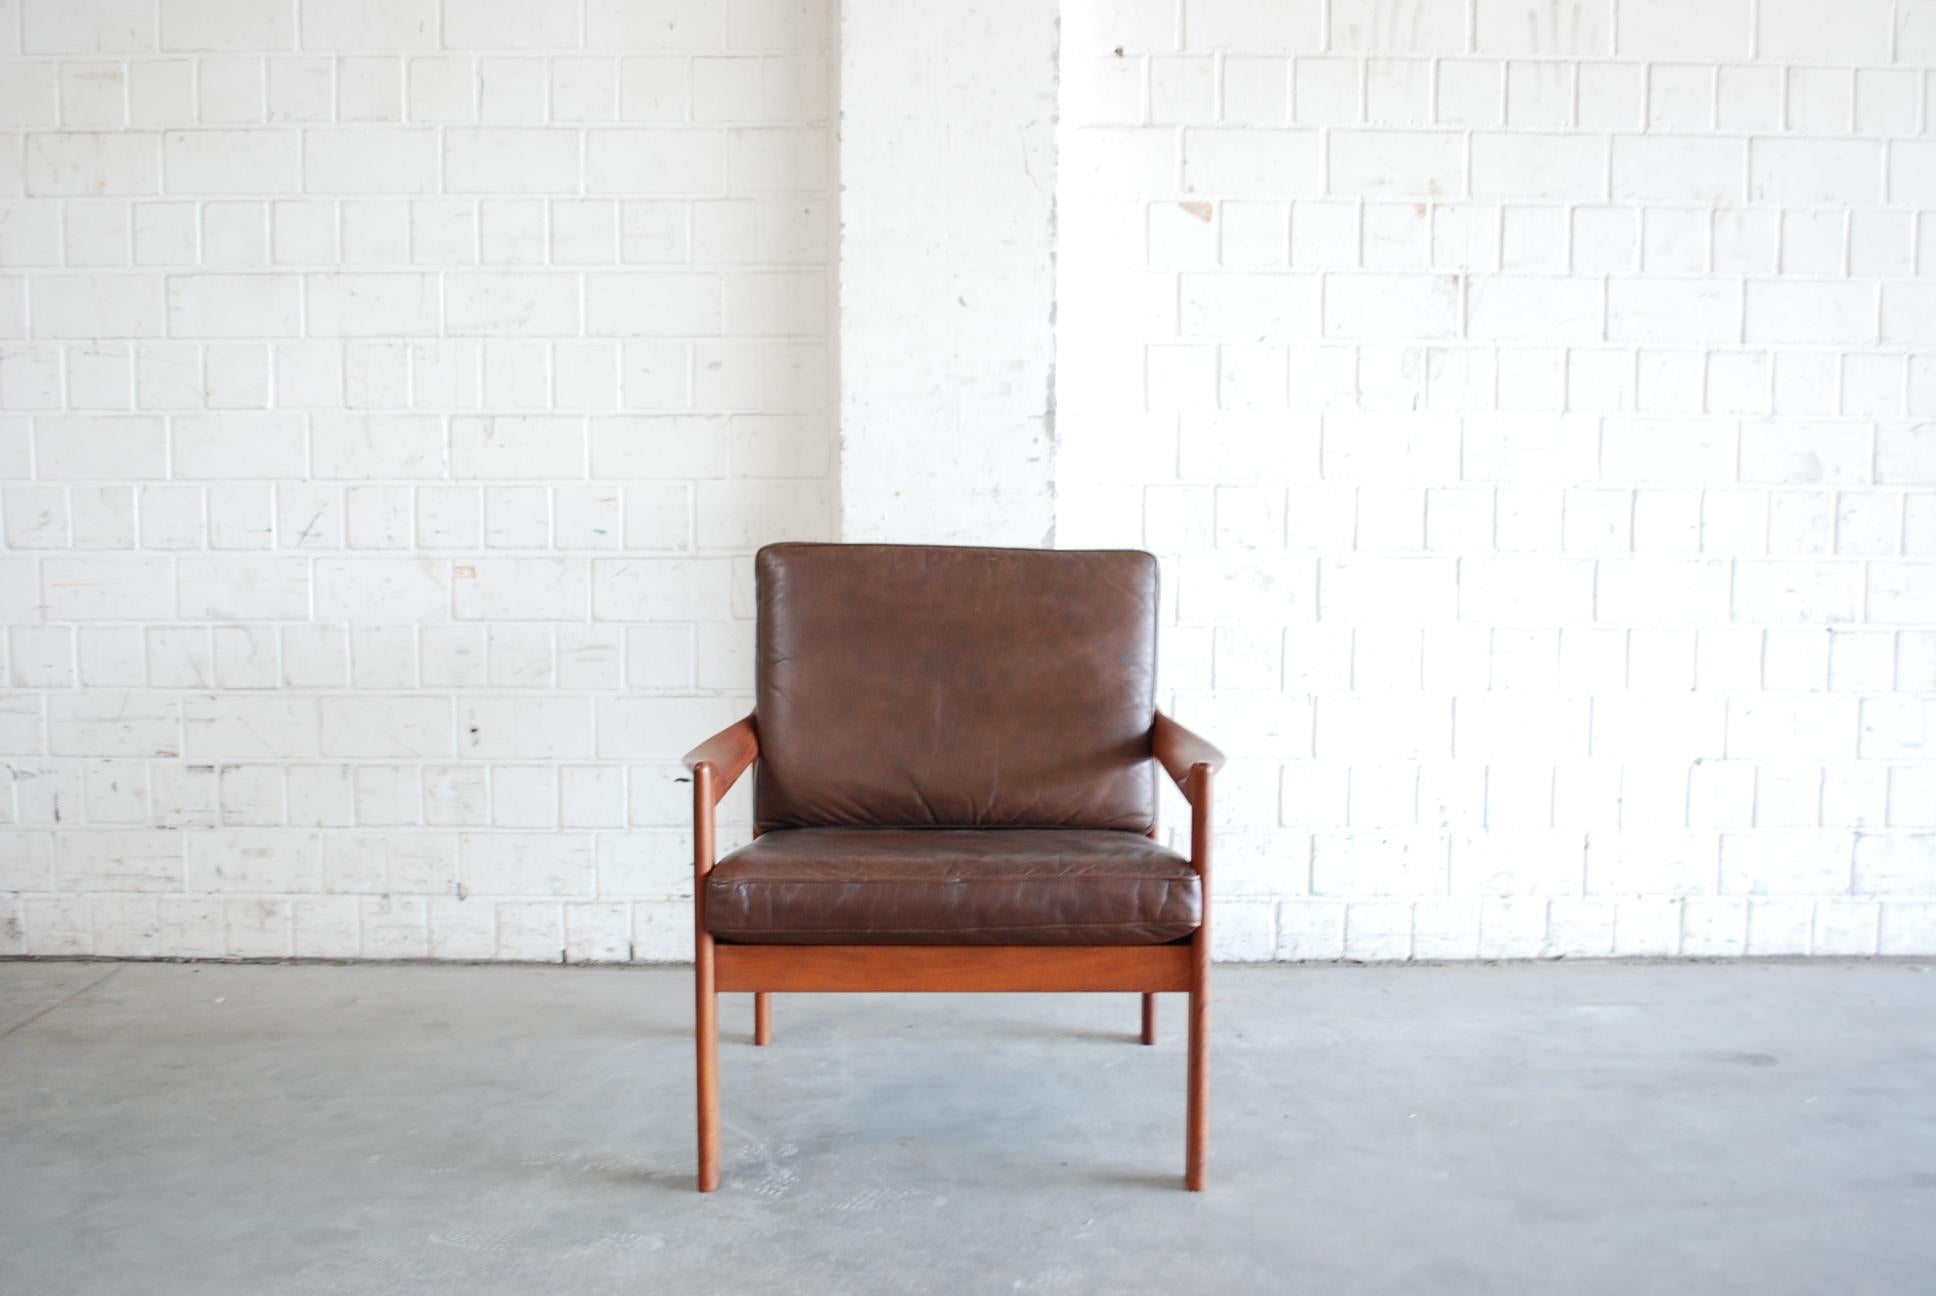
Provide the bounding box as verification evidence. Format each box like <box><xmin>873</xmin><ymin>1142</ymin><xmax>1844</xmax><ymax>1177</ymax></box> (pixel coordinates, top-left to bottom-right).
<box><xmin>684</xmin><ymin>711</ymin><xmax>1223</xmax><ymax>1193</ymax></box>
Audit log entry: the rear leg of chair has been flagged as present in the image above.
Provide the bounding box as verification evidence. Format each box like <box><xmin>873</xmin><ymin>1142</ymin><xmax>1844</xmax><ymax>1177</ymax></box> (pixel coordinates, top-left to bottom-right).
<box><xmin>1140</xmin><ymin>992</ymin><xmax>1157</xmax><ymax>1045</ymax></box>
<box><xmin>754</xmin><ymin>992</ymin><xmax>772</xmax><ymax>1046</ymax></box>
<box><xmin>696</xmin><ymin>933</ymin><xmax>720</xmax><ymax>1192</ymax></box>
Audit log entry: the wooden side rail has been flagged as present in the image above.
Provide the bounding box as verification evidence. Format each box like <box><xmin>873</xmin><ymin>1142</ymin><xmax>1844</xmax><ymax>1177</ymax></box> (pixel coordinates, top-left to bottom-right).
<box><xmin>715</xmin><ymin>944</ymin><xmax>1192</xmax><ymax>994</ymax></box>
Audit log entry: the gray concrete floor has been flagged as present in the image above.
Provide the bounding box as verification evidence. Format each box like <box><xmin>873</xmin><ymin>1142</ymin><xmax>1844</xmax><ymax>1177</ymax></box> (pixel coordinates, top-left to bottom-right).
<box><xmin>1</xmin><ymin>963</ymin><xmax>1932</xmax><ymax>1296</ymax></box>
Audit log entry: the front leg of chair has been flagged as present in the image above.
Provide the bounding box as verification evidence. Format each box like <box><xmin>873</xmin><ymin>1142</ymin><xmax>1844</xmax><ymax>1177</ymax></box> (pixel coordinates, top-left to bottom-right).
<box><xmin>754</xmin><ymin>992</ymin><xmax>772</xmax><ymax>1045</ymax></box>
<box><xmin>693</xmin><ymin>763</ymin><xmax>721</xmax><ymax>1193</ymax></box>
<box><xmin>1185</xmin><ymin>766</ymin><xmax>1213</xmax><ymax>1192</ymax></box>
<box><xmin>681</xmin><ymin>715</ymin><xmax>757</xmax><ymax>1193</ymax></box>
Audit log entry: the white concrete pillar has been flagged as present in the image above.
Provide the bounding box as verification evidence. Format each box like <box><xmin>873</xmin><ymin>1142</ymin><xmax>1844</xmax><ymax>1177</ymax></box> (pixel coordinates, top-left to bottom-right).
<box><xmin>835</xmin><ymin>0</ymin><xmax>1060</xmax><ymax>545</ymax></box>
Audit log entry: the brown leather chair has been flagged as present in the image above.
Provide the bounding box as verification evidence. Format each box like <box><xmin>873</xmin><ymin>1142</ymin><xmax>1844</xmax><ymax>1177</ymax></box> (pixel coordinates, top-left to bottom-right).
<box><xmin>682</xmin><ymin>543</ymin><xmax>1224</xmax><ymax>1191</ymax></box>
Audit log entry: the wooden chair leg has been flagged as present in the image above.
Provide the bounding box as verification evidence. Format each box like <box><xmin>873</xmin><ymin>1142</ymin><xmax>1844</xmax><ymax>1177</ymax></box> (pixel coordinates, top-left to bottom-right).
<box><xmin>696</xmin><ymin>932</ymin><xmax>720</xmax><ymax>1192</ymax></box>
<box><xmin>754</xmin><ymin>991</ymin><xmax>772</xmax><ymax>1046</ymax></box>
<box><xmin>1140</xmin><ymin>992</ymin><xmax>1157</xmax><ymax>1045</ymax></box>
<box><xmin>1186</xmin><ymin>960</ymin><xmax>1209</xmax><ymax>1190</ymax></box>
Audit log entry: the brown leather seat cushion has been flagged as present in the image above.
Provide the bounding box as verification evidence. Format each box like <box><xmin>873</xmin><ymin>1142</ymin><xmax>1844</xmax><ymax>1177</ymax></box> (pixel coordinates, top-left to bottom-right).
<box><xmin>706</xmin><ymin>829</ymin><xmax>1201</xmax><ymax>946</ymax></box>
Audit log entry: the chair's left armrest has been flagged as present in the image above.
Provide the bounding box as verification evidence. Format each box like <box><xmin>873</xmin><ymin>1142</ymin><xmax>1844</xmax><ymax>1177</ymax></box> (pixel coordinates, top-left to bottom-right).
<box><xmin>1152</xmin><ymin>711</ymin><xmax>1224</xmax><ymax>798</ymax></box>
<box><xmin>683</xmin><ymin>714</ymin><xmax>759</xmax><ymax>804</ymax></box>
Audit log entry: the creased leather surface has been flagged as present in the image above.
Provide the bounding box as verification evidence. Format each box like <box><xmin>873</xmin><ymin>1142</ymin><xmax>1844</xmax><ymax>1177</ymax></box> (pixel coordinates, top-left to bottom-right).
<box><xmin>706</xmin><ymin>828</ymin><xmax>1201</xmax><ymax>945</ymax></box>
<box><xmin>754</xmin><ymin>543</ymin><xmax>1159</xmax><ymax>833</ymax></box>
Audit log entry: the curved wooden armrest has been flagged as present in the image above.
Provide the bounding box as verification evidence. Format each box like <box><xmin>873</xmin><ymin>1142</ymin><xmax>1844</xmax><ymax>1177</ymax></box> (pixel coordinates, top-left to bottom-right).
<box><xmin>1152</xmin><ymin>711</ymin><xmax>1224</xmax><ymax>796</ymax></box>
<box><xmin>683</xmin><ymin>714</ymin><xmax>759</xmax><ymax>803</ymax></box>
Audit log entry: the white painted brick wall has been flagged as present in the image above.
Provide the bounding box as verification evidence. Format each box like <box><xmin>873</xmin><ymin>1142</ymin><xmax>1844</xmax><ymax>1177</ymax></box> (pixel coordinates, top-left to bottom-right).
<box><xmin>5</xmin><ymin>0</ymin><xmax>1933</xmax><ymax>964</ymax></box>
<box><xmin>836</xmin><ymin>0</ymin><xmax>1059</xmax><ymax>545</ymax></box>
<box><xmin>0</xmin><ymin>0</ymin><xmax>834</xmax><ymax>959</ymax></box>
<box><xmin>1058</xmin><ymin>0</ymin><xmax>1936</xmax><ymax>958</ymax></box>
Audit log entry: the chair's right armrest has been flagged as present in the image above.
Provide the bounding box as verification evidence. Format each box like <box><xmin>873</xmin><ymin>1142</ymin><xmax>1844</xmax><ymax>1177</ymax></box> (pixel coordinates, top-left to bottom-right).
<box><xmin>683</xmin><ymin>714</ymin><xmax>759</xmax><ymax>804</ymax></box>
<box><xmin>1152</xmin><ymin>711</ymin><xmax>1224</xmax><ymax>797</ymax></box>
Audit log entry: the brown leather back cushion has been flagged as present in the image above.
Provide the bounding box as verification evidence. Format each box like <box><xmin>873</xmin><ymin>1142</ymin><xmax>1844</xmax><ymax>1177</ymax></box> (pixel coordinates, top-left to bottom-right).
<box><xmin>754</xmin><ymin>543</ymin><xmax>1158</xmax><ymax>832</ymax></box>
